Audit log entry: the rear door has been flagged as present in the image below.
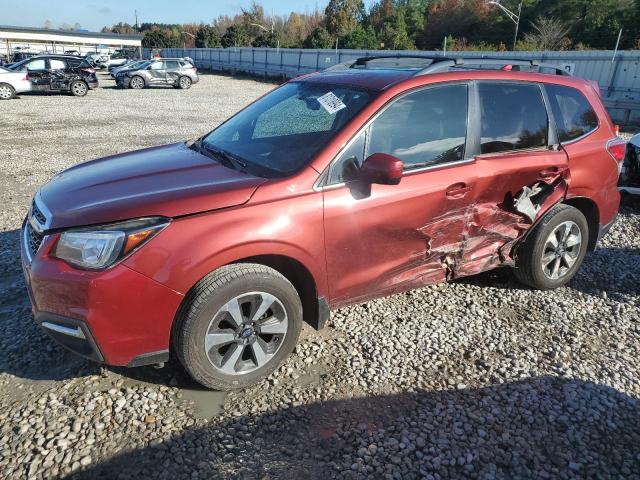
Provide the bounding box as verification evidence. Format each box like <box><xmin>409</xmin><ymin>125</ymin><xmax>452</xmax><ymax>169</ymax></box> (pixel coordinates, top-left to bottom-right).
<box><xmin>48</xmin><ymin>58</ymin><xmax>68</xmax><ymax>90</ymax></box>
<box><xmin>163</xmin><ymin>60</ymin><xmax>180</xmax><ymax>85</ymax></box>
<box><xmin>467</xmin><ymin>81</ymin><xmax>569</xmax><ymax>272</ymax></box>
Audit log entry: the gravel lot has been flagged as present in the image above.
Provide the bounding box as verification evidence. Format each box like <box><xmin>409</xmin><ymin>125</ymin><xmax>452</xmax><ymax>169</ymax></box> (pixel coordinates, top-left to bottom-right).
<box><xmin>1</xmin><ymin>71</ymin><xmax>639</xmax><ymax>480</ymax></box>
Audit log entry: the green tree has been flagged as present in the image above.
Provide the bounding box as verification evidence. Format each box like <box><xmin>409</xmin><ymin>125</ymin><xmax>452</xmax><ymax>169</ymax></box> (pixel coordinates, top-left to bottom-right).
<box><xmin>324</xmin><ymin>0</ymin><xmax>366</xmax><ymax>36</ymax></box>
<box><xmin>341</xmin><ymin>25</ymin><xmax>379</xmax><ymax>48</ymax></box>
<box><xmin>195</xmin><ymin>25</ymin><xmax>221</xmax><ymax>47</ymax></box>
<box><xmin>252</xmin><ymin>31</ymin><xmax>280</xmax><ymax>47</ymax></box>
<box><xmin>379</xmin><ymin>8</ymin><xmax>414</xmax><ymax>49</ymax></box>
<box><xmin>221</xmin><ymin>24</ymin><xmax>250</xmax><ymax>47</ymax></box>
<box><xmin>304</xmin><ymin>26</ymin><xmax>335</xmax><ymax>48</ymax></box>
<box><xmin>142</xmin><ymin>29</ymin><xmax>173</xmax><ymax>48</ymax></box>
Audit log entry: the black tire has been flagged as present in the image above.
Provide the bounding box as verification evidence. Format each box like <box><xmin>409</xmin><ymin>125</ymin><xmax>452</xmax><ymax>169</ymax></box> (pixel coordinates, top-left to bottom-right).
<box><xmin>514</xmin><ymin>204</ymin><xmax>589</xmax><ymax>290</ymax></box>
<box><xmin>174</xmin><ymin>264</ymin><xmax>302</xmax><ymax>390</ymax></box>
<box><xmin>178</xmin><ymin>76</ymin><xmax>192</xmax><ymax>89</ymax></box>
<box><xmin>129</xmin><ymin>75</ymin><xmax>145</xmax><ymax>89</ymax></box>
<box><xmin>69</xmin><ymin>80</ymin><xmax>88</xmax><ymax>97</ymax></box>
<box><xmin>0</xmin><ymin>83</ymin><xmax>16</xmax><ymax>100</ymax></box>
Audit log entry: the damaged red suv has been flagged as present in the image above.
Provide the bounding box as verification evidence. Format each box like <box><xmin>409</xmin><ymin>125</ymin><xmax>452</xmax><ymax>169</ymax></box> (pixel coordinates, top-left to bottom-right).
<box><xmin>21</xmin><ymin>56</ymin><xmax>624</xmax><ymax>390</ymax></box>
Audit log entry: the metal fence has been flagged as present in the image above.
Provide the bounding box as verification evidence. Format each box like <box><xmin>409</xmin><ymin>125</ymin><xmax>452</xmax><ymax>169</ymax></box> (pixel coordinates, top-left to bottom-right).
<box><xmin>149</xmin><ymin>47</ymin><xmax>640</xmax><ymax>126</ymax></box>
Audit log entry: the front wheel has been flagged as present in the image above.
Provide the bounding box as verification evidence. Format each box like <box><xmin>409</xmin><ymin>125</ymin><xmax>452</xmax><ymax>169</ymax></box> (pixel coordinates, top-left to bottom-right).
<box><xmin>174</xmin><ymin>264</ymin><xmax>302</xmax><ymax>390</ymax></box>
<box><xmin>0</xmin><ymin>83</ymin><xmax>15</xmax><ymax>100</ymax></box>
<box><xmin>69</xmin><ymin>80</ymin><xmax>88</xmax><ymax>97</ymax></box>
<box><xmin>514</xmin><ymin>204</ymin><xmax>589</xmax><ymax>290</ymax></box>
<box><xmin>129</xmin><ymin>75</ymin><xmax>145</xmax><ymax>89</ymax></box>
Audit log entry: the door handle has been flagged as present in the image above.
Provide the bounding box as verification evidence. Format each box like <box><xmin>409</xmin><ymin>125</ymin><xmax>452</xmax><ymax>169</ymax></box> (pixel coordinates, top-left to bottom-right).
<box><xmin>445</xmin><ymin>183</ymin><xmax>472</xmax><ymax>199</ymax></box>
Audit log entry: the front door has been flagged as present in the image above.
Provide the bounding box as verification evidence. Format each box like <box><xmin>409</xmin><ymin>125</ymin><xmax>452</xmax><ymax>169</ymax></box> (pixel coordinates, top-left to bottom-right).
<box><xmin>147</xmin><ymin>61</ymin><xmax>166</xmax><ymax>84</ymax></box>
<box><xmin>322</xmin><ymin>83</ymin><xmax>476</xmax><ymax>306</ymax></box>
<box><xmin>21</xmin><ymin>58</ymin><xmax>50</xmax><ymax>90</ymax></box>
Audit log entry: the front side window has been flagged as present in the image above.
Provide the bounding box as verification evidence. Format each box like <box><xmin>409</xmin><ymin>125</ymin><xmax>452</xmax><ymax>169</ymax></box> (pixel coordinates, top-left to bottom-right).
<box><xmin>545</xmin><ymin>84</ymin><xmax>599</xmax><ymax>142</ymax></box>
<box><xmin>25</xmin><ymin>59</ymin><xmax>46</xmax><ymax>71</ymax></box>
<box><xmin>479</xmin><ymin>83</ymin><xmax>548</xmax><ymax>154</ymax></box>
<box><xmin>367</xmin><ymin>84</ymin><xmax>468</xmax><ymax>170</ymax></box>
<box><xmin>149</xmin><ymin>62</ymin><xmax>163</xmax><ymax>70</ymax></box>
<box><xmin>201</xmin><ymin>82</ymin><xmax>371</xmax><ymax>177</ymax></box>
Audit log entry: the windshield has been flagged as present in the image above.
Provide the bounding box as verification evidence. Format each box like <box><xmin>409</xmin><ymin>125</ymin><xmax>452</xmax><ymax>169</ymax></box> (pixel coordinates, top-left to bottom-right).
<box><xmin>7</xmin><ymin>58</ymin><xmax>32</xmax><ymax>70</ymax></box>
<box><xmin>200</xmin><ymin>82</ymin><xmax>372</xmax><ymax>177</ymax></box>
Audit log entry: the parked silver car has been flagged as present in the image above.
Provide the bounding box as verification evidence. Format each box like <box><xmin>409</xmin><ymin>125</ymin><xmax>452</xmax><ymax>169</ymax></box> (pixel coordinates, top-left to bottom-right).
<box><xmin>0</xmin><ymin>66</ymin><xmax>32</xmax><ymax>99</ymax></box>
<box><xmin>115</xmin><ymin>58</ymin><xmax>198</xmax><ymax>90</ymax></box>
<box><xmin>110</xmin><ymin>60</ymin><xmax>149</xmax><ymax>78</ymax></box>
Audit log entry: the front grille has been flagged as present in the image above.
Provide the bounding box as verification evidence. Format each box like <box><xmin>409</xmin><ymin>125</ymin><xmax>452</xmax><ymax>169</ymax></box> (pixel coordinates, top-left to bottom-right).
<box><xmin>26</xmin><ymin>222</ymin><xmax>44</xmax><ymax>257</ymax></box>
<box><xmin>31</xmin><ymin>201</ymin><xmax>46</xmax><ymax>226</ymax></box>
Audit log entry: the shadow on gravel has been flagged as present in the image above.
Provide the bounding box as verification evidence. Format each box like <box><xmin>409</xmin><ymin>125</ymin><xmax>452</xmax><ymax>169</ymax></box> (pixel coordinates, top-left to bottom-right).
<box><xmin>0</xmin><ymin>229</ymin><xmax>100</xmax><ymax>382</ymax></box>
<box><xmin>66</xmin><ymin>376</ymin><xmax>640</xmax><ymax>480</ymax></box>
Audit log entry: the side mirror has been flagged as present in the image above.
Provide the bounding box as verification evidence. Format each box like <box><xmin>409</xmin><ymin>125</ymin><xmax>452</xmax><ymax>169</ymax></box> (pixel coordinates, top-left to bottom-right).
<box><xmin>360</xmin><ymin>153</ymin><xmax>403</xmax><ymax>185</ymax></box>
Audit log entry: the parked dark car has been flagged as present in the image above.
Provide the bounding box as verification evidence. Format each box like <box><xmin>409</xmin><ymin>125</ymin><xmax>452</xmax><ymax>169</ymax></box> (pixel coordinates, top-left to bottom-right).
<box><xmin>22</xmin><ymin>56</ymin><xmax>623</xmax><ymax>390</ymax></box>
<box><xmin>11</xmin><ymin>51</ymin><xmax>39</xmax><ymax>63</ymax></box>
<box><xmin>7</xmin><ymin>55</ymin><xmax>98</xmax><ymax>96</ymax></box>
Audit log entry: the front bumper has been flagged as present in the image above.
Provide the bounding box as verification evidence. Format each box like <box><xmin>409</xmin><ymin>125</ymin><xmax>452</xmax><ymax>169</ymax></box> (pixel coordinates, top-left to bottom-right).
<box><xmin>20</xmin><ymin>220</ymin><xmax>184</xmax><ymax>366</ymax></box>
<box><xmin>116</xmin><ymin>76</ymin><xmax>130</xmax><ymax>88</ymax></box>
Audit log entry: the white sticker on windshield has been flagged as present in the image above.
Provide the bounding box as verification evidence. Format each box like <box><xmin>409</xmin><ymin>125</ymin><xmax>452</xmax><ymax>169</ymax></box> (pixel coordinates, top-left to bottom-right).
<box><xmin>317</xmin><ymin>91</ymin><xmax>346</xmax><ymax>114</ymax></box>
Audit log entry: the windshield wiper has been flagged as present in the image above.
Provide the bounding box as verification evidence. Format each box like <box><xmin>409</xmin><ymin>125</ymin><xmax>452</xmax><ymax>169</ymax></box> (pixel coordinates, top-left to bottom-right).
<box><xmin>190</xmin><ymin>140</ymin><xmax>247</xmax><ymax>172</ymax></box>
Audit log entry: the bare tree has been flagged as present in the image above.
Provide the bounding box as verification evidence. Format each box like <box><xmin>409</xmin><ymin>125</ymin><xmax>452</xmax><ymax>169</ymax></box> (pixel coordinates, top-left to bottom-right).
<box><xmin>524</xmin><ymin>16</ymin><xmax>571</xmax><ymax>50</ymax></box>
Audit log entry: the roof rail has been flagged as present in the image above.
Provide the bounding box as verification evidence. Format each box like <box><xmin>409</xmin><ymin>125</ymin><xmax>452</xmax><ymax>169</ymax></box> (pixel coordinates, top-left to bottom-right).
<box><xmin>325</xmin><ymin>55</ymin><xmax>571</xmax><ymax>77</ymax></box>
<box><xmin>325</xmin><ymin>54</ymin><xmax>452</xmax><ymax>71</ymax></box>
<box><xmin>415</xmin><ymin>57</ymin><xmax>571</xmax><ymax>76</ymax></box>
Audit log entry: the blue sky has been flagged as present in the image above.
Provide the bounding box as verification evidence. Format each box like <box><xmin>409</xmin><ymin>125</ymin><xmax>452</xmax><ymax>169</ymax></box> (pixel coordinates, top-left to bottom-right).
<box><xmin>2</xmin><ymin>0</ymin><xmax>365</xmax><ymax>32</ymax></box>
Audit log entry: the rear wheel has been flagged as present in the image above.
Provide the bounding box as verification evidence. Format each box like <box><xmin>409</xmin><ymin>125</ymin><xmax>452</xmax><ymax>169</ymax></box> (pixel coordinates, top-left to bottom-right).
<box><xmin>178</xmin><ymin>76</ymin><xmax>192</xmax><ymax>89</ymax></box>
<box><xmin>70</xmin><ymin>80</ymin><xmax>88</xmax><ymax>97</ymax></box>
<box><xmin>129</xmin><ymin>75</ymin><xmax>145</xmax><ymax>89</ymax></box>
<box><xmin>174</xmin><ymin>264</ymin><xmax>302</xmax><ymax>390</ymax></box>
<box><xmin>0</xmin><ymin>83</ymin><xmax>15</xmax><ymax>100</ymax></box>
<box><xmin>514</xmin><ymin>204</ymin><xmax>589</xmax><ymax>289</ymax></box>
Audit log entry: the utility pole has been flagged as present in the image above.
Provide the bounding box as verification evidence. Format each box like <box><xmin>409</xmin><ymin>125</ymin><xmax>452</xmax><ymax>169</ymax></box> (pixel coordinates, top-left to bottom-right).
<box><xmin>135</xmin><ymin>10</ymin><xmax>139</xmax><ymax>32</ymax></box>
<box><xmin>487</xmin><ymin>1</ymin><xmax>522</xmax><ymax>51</ymax></box>
<box><xmin>612</xmin><ymin>28</ymin><xmax>622</xmax><ymax>62</ymax></box>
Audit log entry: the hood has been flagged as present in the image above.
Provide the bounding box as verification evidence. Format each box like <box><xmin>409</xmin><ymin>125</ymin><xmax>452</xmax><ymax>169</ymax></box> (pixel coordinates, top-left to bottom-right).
<box><xmin>40</xmin><ymin>142</ymin><xmax>267</xmax><ymax>230</ymax></box>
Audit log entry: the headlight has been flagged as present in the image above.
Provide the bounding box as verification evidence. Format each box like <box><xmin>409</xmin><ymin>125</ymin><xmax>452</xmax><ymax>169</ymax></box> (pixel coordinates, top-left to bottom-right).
<box><xmin>53</xmin><ymin>217</ymin><xmax>169</xmax><ymax>270</ymax></box>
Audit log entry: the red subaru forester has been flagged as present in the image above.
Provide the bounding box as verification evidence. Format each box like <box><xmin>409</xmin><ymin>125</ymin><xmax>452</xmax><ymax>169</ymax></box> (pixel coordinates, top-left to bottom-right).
<box><xmin>21</xmin><ymin>56</ymin><xmax>625</xmax><ymax>390</ymax></box>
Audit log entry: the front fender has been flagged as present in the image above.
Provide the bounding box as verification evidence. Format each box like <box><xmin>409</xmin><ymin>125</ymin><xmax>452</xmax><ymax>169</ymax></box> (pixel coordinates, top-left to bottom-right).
<box><xmin>123</xmin><ymin>198</ymin><xmax>328</xmax><ymax>299</ymax></box>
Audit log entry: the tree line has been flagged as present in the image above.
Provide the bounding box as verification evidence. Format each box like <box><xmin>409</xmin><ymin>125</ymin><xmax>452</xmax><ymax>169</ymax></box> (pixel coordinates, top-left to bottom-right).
<box><xmin>102</xmin><ymin>0</ymin><xmax>640</xmax><ymax>51</ymax></box>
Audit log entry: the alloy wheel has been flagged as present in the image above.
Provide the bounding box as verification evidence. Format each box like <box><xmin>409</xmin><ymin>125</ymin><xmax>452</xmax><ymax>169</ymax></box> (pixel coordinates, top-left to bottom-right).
<box><xmin>541</xmin><ymin>220</ymin><xmax>582</xmax><ymax>280</ymax></box>
<box><xmin>71</xmin><ymin>82</ymin><xmax>87</xmax><ymax>96</ymax></box>
<box><xmin>204</xmin><ymin>291</ymin><xmax>288</xmax><ymax>375</ymax></box>
<box><xmin>0</xmin><ymin>84</ymin><xmax>13</xmax><ymax>99</ymax></box>
<box><xmin>130</xmin><ymin>77</ymin><xmax>144</xmax><ymax>89</ymax></box>
<box><xmin>179</xmin><ymin>77</ymin><xmax>191</xmax><ymax>89</ymax></box>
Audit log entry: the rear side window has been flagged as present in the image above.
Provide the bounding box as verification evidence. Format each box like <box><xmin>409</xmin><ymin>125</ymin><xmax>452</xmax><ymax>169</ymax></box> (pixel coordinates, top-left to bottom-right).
<box><xmin>479</xmin><ymin>83</ymin><xmax>548</xmax><ymax>154</ymax></box>
<box><xmin>66</xmin><ymin>58</ymin><xmax>82</xmax><ymax>68</ymax></box>
<box><xmin>545</xmin><ymin>84</ymin><xmax>598</xmax><ymax>142</ymax></box>
<box><xmin>165</xmin><ymin>61</ymin><xmax>179</xmax><ymax>69</ymax></box>
<box><xmin>49</xmin><ymin>59</ymin><xmax>66</xmax><ymax>70</ymax></box>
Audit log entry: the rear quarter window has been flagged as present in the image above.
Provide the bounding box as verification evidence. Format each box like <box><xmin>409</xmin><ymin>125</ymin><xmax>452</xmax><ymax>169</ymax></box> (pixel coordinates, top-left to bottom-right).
<box><xmin>545</xmin><ymin>84</ymin><xmax>599</xmax><ymax>143</ymax></box>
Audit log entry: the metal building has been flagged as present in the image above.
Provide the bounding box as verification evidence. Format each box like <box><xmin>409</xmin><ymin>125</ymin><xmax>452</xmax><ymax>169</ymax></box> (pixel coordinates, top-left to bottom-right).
<box><xmin>0</xmin><ymin>25</ymin><xmax>142</xmax><ymax>60</ymax></box>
